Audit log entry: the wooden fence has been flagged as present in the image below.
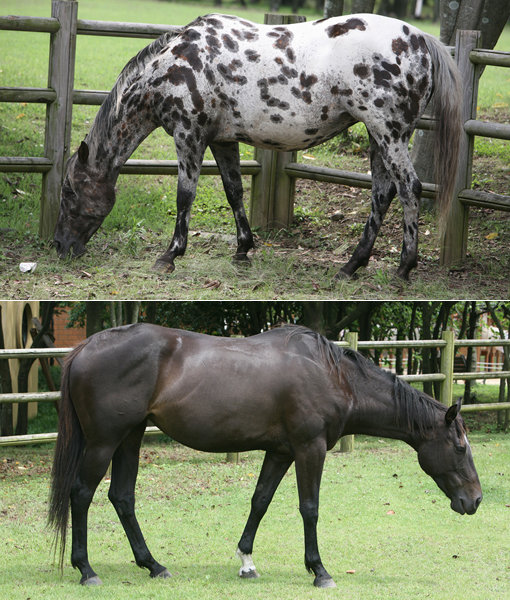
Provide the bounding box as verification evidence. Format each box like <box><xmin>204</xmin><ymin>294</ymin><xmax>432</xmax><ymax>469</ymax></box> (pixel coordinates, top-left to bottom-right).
<box><xmin>0</xmin><ymin>333</ymin><xmax>509</xmax><ymax>448</ymax></box>
<box><xmin>0</xmin><ymin>2</ymin><xmax>509</xmax><ymax>264</ymax></box>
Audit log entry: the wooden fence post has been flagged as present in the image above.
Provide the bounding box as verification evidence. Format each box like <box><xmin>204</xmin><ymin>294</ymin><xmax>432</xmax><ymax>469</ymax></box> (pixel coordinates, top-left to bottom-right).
<box><xmin>249</xmin><ymin>13</ymin><xmax>305</xmax><ymax>230</ymax></box>
<box><xmin>440</xmin><ymin>29</ymin><xmax>481</xmax><ymax>266</ymax></box>
<box><xmin>439</xmin><ymin>330</ymin><xmax>455</xmax><ymax>406</ymax></box>
<box><xmin>339</xmin><ymin>331</ymin><xmax>357</xmax><ymax>453</ymax></box>
<box><xmin>39</xmin><ymin>0</ymin><xmax>78</xmax><ymax>239</ymax></box>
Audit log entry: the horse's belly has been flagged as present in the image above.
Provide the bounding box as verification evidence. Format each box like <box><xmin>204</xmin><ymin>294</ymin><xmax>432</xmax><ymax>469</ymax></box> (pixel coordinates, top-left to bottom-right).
<box><xmin>216</xmin><ymin>107</ymin><xmax>355</xmax><ymax>151</ymax></box>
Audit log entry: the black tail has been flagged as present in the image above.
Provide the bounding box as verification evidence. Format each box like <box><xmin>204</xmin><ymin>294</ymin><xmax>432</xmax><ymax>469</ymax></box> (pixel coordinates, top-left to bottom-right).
<box><xmin>48</xmin><ymin>339</ymin><xmax>90</xmax><ymax>569</ymax></box>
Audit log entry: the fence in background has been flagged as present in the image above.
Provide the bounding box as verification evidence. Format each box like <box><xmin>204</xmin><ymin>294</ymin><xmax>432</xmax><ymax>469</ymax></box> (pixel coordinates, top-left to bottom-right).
<box><xmin>1</xmin><ymin>2</ymin><xmax>509</xmax><ymax>264</ymax></box>
<box><xmin>0</xmin><ymin>333</ymin><xmax>509</xmax><ymax>448</ymax></box>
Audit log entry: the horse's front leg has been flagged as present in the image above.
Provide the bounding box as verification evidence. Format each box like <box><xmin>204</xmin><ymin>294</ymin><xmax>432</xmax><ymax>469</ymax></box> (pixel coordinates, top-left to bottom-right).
<box><xmin>294</xmin><ymin>438</ymin><xmax>335</xmax><ymax>588</ymax></box>
<box><xmin>210</xmin><ymin>141</ymin><xmax>254</xmax><ymax>262</ymax></box>
<box><xmin>153</xmin><ymin>136</ymin><xmax>206</xmax><ymax>273</ymax></box>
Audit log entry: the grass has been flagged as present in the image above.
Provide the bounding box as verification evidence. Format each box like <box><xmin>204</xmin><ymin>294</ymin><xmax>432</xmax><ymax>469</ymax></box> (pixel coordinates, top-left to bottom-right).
<box><xmin>1</xmin><ymin>433</ymin><xmax>509</xmax><ymax>600</ymax></box>
<box><xmin>0</xmin><ymin>1</ymin><xmax>509</xmax><ymax>298</ymax></box>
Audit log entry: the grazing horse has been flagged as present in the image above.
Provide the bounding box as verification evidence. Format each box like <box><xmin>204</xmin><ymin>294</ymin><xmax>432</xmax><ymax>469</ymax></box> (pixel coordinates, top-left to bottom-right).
<box><xmin>49</xmin><ymin>325</ymin><xmax>481</xmax><ymax>588</ymax></box>
<box><xmin>53</xmin><ymin>13</ymin><xmax>461</xmax><ymax>279</ymax></box>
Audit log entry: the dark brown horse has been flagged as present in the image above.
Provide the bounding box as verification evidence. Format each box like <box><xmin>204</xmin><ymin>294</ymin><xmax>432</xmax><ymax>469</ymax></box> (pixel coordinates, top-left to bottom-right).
<box><xmin>49</xmin><ymin>325</ymin><xmax>481</xmax><ymax>588</ymax></box>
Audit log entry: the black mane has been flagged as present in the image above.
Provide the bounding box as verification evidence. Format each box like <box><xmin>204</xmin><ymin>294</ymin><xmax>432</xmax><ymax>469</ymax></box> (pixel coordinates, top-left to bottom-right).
<box><xmin>90</xmin><ymin>29</ymin><xmax>182</xmax><ymax>142</ymax></box>
<box><xmin>283</xmin><ymin>325</ymin><xmax>446</xmax><ymax>436</ymax></box>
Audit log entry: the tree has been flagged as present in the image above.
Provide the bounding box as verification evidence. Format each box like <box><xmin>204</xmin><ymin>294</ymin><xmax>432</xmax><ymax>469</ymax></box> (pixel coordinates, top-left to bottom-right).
<box><xmin>486</xmin><ymin>302</ymin><xmax>510</xmax><ymax>430</ymax></box>
<box><xmin>352</xmin><ymin>1</ymin><xmax>375</xmax><ymax>12</ymax></box>
<box><xmin>412</xmin><ymin>0</ymin><xmax>510</xmax><ymax>188</ymax></box>
<box><xmin>460</xmin><ymin>302</ymin><xmax>488</xmax><ymax>405</ymax></box>
<box><xmin>14</xmin><ymin>302</ymin><xmax>57</xmax><ymax>435</ymax></box>
<box><xmin>0</xmin><ymin>302</ymin><xmax>58</xmax><ymax>436</ymax></box>
<box><xmin>378</xmin><ymin>0</ymin><xmax>410</xmax><ymax>17</ymax></box>
<box><xmin>0</xmin><ymin>305</ymin><xmax>14</xmax><ymax>436</ymax></box>
<box><xmin>323</xmin><ymin>0</ymin><xmax>344</xmax><ymax>18</ymax></box>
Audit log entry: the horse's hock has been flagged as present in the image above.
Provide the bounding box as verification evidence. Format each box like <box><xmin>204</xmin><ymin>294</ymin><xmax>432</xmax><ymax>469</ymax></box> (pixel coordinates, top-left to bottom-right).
<box><xmin>0</xmin><ymin>2</ymin><xmax>509</xmax><ymax>268</ymax></box>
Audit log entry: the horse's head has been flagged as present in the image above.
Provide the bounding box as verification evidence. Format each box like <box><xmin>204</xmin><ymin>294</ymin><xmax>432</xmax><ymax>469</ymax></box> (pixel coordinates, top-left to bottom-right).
<box><xmin>54</xmin><ymin>141</ymin><xmax>115</xmax><ymax>259</ymax></box>
<box><xmin>417</xmin><ymin>399</ymin><xmax>482</xmax><ymax>515</ymax></box>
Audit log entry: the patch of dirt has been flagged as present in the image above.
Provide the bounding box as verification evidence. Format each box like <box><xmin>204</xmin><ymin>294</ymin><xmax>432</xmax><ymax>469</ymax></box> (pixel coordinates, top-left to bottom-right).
<box><xmin>261</xmin><ymin>178</ymin><xmax>510</xmax><ymax>297</ymax></box>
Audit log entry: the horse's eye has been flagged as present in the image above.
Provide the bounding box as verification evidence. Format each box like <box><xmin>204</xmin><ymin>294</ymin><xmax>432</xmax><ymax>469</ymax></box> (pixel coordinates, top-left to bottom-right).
<box><xmin>454</xmin><ymin>444</ymin><xmax>467</xmax><ymax>454</ymax></box>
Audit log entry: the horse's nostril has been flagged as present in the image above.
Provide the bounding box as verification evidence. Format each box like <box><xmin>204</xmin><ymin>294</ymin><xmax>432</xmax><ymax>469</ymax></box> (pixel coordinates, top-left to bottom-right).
<box><xmin>475</xmin><ymin>495</ymin><xmax>482</xmax><ymax>509</ymax></box>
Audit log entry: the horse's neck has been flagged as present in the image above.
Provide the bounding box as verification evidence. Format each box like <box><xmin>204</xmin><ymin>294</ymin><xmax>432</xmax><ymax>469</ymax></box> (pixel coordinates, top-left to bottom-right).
<box><xmin>86</xmin><ymin>90</ymin><xmax>157</xmax><ymax>178</ymax></box>
<box><xmin>344</xmin><ymin>378</ymin><xmax>429</xmax><ymax>449</ymax></box>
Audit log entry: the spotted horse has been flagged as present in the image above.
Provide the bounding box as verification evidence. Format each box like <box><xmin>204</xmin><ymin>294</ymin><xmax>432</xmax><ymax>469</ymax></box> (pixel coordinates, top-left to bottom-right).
<box><xmin>53</xmin><ymin>13</ymin><xmax>461</xmax><ymax>279</ymax></box>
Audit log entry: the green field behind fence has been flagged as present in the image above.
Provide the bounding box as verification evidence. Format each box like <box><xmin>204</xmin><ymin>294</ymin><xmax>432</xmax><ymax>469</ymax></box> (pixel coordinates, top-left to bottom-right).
<box><xmin>1</xmin><ymin>0</ymin><xmax>508</xmax><ymax>299</ymax></box>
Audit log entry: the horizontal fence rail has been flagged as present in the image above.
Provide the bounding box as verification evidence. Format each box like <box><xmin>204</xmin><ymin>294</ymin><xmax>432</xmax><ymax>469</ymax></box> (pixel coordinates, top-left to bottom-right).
<box><xmin>0</xmin><ymin>5</ymin><xmax>509</xmax><ymax>265</ymax></box>
<box><xmin>1</xmin><ymin>335</ymin><xmax>509</xmax><ymax>447</ymax></box>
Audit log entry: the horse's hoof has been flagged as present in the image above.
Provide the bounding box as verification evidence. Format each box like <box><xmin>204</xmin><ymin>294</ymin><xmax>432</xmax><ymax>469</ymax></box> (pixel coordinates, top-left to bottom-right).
<box><xmin>313</xmin><ymin>575</ymin><xmax>337</xmax><ymax>588</ymax></box>
<box><xmin>395</xmin><ymin>269</ymin><xmax>410</xmax><ymax>281</ymax></box>
<box><xmin>232</xmin><ymin>253</ymin><xmax>251</xmax><ymax>267</ymax></box>
<box><xmin>153</xmin><ymin>568</ymin><xmax>172</xmax><ymax>579</ymax></box>
<box><xmin>80</xmin><ymin>575</ymin><xmax>102</xmax><ymax>586</ymax></box>
<box><xmin>334</xmin><ymin>269</ymin><xmax>350</xmax><ymax>281</ymax></box>
<box><xmin>152</xmin><ymin>259</ymin><xmax>175</xmax><ymax>274</ymax></box>
<box><xmin>239</xmin><ymin>568</ymin><xmax>260</xmax><ymax>579</ymax></box>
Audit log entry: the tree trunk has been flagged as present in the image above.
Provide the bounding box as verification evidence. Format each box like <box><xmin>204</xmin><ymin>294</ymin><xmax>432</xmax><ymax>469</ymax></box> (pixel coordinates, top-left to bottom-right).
<box><xmin>393</xmin><ymin>0</ymin><xmax>409</xmax><ymax>18</ymax></box>
<box><xmin>412</xmin><ymin>0</ymin><xmax>510</xmax><ymax>193</ymax></box>
<box><xmin>302</xmin><ymin>302</ymin><xmax>327</xmax><ymax>334</ymax></box>
<box><xmin>414</xmin><ymin>0</ymin><xmax>423</xmax><ymax>18</ymax></box>
<box><xmin>420</xmin><ymin>302</ymin><xmax>434</xmax><ymax>397</ymax></box>
<box><xmin>486</xmin><ymin>302</ymin><xmax>510</xmax><ymax>430</ymax></box>
<box><xmin>395</xmin><ymin>327</ymin><xmax>403</xmax><ymax>376</ymax></box>
<box><xmin>124</xmin><ymin>301</ymin><xmax>141</xmax><ymax>324</ymax></box>
<box><xmin>14</xmin><ymin>302</ymin><xmax>57</xmax><ymax>435</ymax></box>
<box><xmin>458</xmin><ymin>301</ymin><xmax>470</xmax><ymax>338</ymax></box>
<box><xmin>407</xmin><ymin>302</ymin><xmax>417</xmax><ymax>375</ymax></box>
<box><xmin>352</xmin><ymin>0</ymin><xmax>375</xmax><ymax>12</ymax></box>
<box><xmin>463</xmin><ymin>302</ymin><xmax>479</xmax><ymax>405</ymax></box>
<box><xmin>86</xmin><ymin>302</ymin><xmax>107</xmax><ymax>337</ymax></box>
<box><xmin>324</xmin><ymin>0</ymin><xmax>344</xmax><ymax>18</ymax></box>
<box><xmin>432</xmin><ymin>301</ymin><xmax>454</xmax><ymax>398</ymax></box>
<box><xmin>0</xmin><ymin>306</ymin><xmax>14</xmax><ymax>436</ymax></box>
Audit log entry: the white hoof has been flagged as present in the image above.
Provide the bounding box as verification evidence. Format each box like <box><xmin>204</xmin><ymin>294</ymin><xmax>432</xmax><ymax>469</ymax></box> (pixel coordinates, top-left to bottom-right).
<box><xmin>236</xmin><ymin>547</ymin><xmax>260</xmax><ymax>579</ymax></box>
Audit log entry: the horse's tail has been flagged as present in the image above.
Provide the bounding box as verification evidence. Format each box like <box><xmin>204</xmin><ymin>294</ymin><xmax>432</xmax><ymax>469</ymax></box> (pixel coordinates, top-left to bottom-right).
<box><xmin>48</xmin><ymin>338</ymin><xmax>90</xmax><ymax>570</ymax></box>
<box><xmin>423</xmin><ymin>34</ymin><xmax>462</xmax><ymax>223</ymax></box>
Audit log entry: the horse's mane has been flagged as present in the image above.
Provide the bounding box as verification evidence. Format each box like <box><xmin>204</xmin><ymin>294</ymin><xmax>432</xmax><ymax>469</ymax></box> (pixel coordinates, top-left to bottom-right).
<box><xmin>282</xmin><ymin>325</ymin><xmax>446</xmax><ymax>436</ymax></box>
<box><xmin>89</xmin><ymin>29</ymin><xmax>182</xmax><ymax>141</ymax></box>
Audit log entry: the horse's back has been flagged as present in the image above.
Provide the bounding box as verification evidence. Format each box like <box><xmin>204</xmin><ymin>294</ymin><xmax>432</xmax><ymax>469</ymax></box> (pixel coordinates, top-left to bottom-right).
<box><xmin>147</xmin><ymin>12</ymin><xmax>434</xmax><ymax>150</ymax></box>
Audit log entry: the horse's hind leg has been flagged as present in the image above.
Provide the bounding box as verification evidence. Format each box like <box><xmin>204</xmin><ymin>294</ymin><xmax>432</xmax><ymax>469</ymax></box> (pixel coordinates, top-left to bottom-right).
<box><xmin>70</xmin><ymin>443</ymin><xmax>117</xmax><ymax>585</ymax></box>
<box><xmin>339</xmin><ymin>135</ymin><xmax>396</xmax><ymax>278</ymax></box>
<box><xmin>153</xmin><ymin>131</ymin><xmax>206</xmax><ymax>273</ymax></box>
<box><xmin>108</xmin><ymin>421</ymin><xmax>171</xmax><ymax>579</ymax></box>
<box><xmin>210</xmin><ymin>141</ymin><xmax>254</xmax><ymax>262</ymax></box>
<box><xmin>237</xmin><ymin>451</ymin><xmax>293</xmax><ymax>578</ymax></box>
<box><xmin>381</xmin><ymin>139</ymin><xmax>422</xmax><ymax>279</ymax></box>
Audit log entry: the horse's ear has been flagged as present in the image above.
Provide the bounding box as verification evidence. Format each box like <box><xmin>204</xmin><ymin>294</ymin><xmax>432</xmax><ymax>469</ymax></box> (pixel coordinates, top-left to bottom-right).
<box><xmin>445</xmin><ymin>398</ymin><xmax>461</xmax><ymax>427</ymax></box>
<box><xmin>78</xmin><ymin>141</ymin><xmax>89</xmax><ymax>164</ymax></box>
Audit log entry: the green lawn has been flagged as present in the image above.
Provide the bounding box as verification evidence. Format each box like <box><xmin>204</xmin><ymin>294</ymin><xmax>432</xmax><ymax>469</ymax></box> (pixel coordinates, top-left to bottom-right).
<box><xmin>0</xmin><ymin>1</ymin><xmax>508</xmax><ymax>298</ymax></box>
<box><xmin>0</xmin><ymin>434</ymin><xmax>508</xmax><ymax>600</ymax></box>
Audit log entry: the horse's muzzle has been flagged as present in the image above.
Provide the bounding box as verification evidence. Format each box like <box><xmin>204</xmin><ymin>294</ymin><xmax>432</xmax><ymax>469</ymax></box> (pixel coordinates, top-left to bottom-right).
<box><xmin>53</xmin><ymin>236</ymin><xmax>86</xmax><ymax>259</ymax></box>
<box><xmin>450</xmin><ymin>492</ymin><xmax>482</xmax><ymax>515</ymax></box>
